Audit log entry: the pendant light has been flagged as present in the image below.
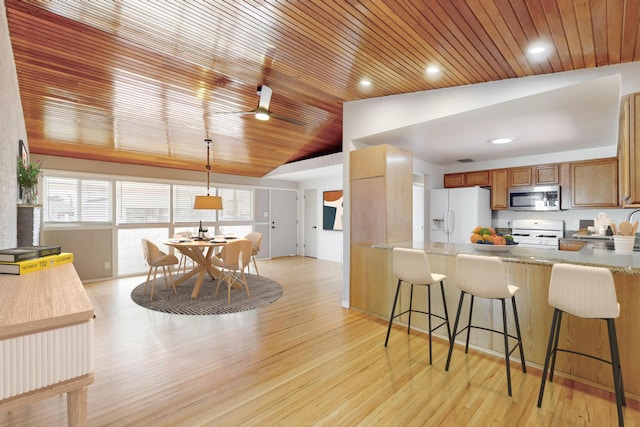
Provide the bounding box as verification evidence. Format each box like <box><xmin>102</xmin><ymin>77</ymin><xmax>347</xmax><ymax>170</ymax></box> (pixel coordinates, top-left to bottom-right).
<box><xmin>193</xmin><ymin>138</ymin><xmax>223</xmax><ymax>210</ymax></box>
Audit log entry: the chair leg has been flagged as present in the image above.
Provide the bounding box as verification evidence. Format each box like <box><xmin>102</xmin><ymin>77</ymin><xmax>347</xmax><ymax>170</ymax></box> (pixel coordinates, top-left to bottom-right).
<box><xmin>164</xmin><ymin>266</ymin><xmax>177</xmax><ymax>295</ymax></box>
<box><xmin>549</xmin><ymin>311</ymin><xmax>563</xmax><ymax>382</ymax></box>
<box><xmin>252</xmin><ymin>256</ymin><xmax>260</xmax><ymax>277</ymax></box>
<box><xmin>511</xmin><ymin>297</ymin><xmax>526</xmax><ymax>373</ymax></box>
<box><xmin>241</xmin><ymin>270</ymin><xmax>251</xmax><ymax>299</ymax></box>
<box><xmin>440</xmin><ymin>281</ymin><xmax>452</xmax><ymax>343</ymax></box>
<box><xmin>407</xmin><ymin>284</ymin><xmax>415</xmax><ymax>334</ymax></box>
<box><xmin>427</xmin><ymin>284</ymin><xmax>433</xmax><ymax>365</ymax></box>
<box><xmin>465</xmin><ymin>295</ymin><xmax>475</xmax><ymax>354</ymax></box>
<box><xmin>607</xmin><ymin>318</ymin><xmax>626</xmax><ymax>427</ymax></box>
<box><xmin>143</xmin><ymin>267</ymin><xmax>153</xmax><ymax>294</ymax></box>
<box><xmin>445</xmin><ymin>291</ymin><xmax>466</xmax><ymax>371</ymax></box>
<box><xmin>150</xmin><ymin>266</ymin><xmax>158</xmax><ymax>300</ymax></box>
<box><xmin>384</xmin><ymin>279</ymin><xmax>403</xmax><ymax>347</ymax></box>
<box><xmin>501</xmin><ymin>299</ymin><xmax>513</xmax><ymax>397</ymax></box>
<box><xmin>537</xmin><ymin>308</ymin><xmax>560</xmax><ymax>407</ymax></box>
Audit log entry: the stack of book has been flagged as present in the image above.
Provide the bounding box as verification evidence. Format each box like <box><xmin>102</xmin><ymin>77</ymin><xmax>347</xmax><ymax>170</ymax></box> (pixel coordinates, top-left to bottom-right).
<box><xmin>0</xmin><ymin>246</ymin><xmax>72</xmax><ymax>275</ymax></box>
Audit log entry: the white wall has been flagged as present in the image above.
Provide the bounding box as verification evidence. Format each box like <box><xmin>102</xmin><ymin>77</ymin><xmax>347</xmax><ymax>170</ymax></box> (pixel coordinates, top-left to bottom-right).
<box><xmin>298</xmin><ymin>175</ymin><xmax>344</xmax><ymax>263</ymax></box>
<box><xmin>0</xmin><ymin>0</ymin><xmax>27</xmax><ymax>248</ymax></box>
<box><xmin>342</xmin><ymin>62</ymin><xmax>640</xmax><ymax>308</ymax></box>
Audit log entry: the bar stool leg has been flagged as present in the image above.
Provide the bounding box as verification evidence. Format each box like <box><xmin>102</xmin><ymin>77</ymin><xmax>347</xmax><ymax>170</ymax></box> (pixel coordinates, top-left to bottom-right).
<box><xmin>384</xmin><ymin>279</ymin><xmax>403</xmax><ymax>347</ymax></box>
<box><xmin>408</xmin><ymin>284</ymin><xmax>414</xmax><ymax>334</ymax></box>
<box><xmin>607</xmin><ymin>318</ymin><xmax>626</xmax><ymax>427</ymax></box>
<box><xmin>427</xmin><ymin>284</ymin><xmax>433</xmax><ymax>365</ymax></box>
<box><xmin>511</xmin><ymin>297</ymin><xmax>526</xmax><ymax>373</ymax></box>
<box><xmin>537</xmin><ymin>308</ymin><xmax>560</xmax><ymax>407</ymax></box>
<box><xmin>445</xmin><ymin>291</ymin><xmax>466</xmax><ymax>371</ymax></box>
<box><xmin>501</xmin><ymin>299</ymin><xmax>513</xmax><ymax>396</ymax></box>
<box><xmin>465</xmin><ymin>295</ymin><xmax>475</xmax><ymax>353</ymax></box>
<box><xmin>440</xmin><ymin>281</ymin><xmax>452</xmax><ymax>342</ymax></box>
<box><xmin>549</xmin><ymin>311</ymin><xmax>564</xmax><ymax>382</ymax></box>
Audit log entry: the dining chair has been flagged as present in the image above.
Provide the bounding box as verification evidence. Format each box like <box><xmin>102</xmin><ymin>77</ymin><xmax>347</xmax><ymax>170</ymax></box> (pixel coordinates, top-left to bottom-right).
<box><xmin>244</xmin><ymin>232</ymin><xmax>262</xmax><ymax>277</ymax></box>
<box><xmin>211</xmin><ymin>238</ymin><xmax>253</xmax><ymax>303</ymax></box>
<box><xmin>141</xmin><ymin>238</ymin><xmax>179</xmax><ymax>300</ymax></box>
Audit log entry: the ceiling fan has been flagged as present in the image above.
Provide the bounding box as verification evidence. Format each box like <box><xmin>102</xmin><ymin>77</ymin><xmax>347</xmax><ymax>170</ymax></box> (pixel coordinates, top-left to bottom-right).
<box><xmin>215</xmin><ymin>85</ymin><xmax>305</xmax><ymax>126</ymax></box>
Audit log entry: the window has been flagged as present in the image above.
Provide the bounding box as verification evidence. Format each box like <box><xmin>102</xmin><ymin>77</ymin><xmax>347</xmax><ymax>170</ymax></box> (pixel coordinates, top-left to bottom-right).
<box><xmin>116</xmin><ymin>181</ymin><xmax>170</xmax><ymax>224</ymax></box>
<box><xmin>43</xmin><ymin>177</ymin><xmax>111</xmax><ymax>223</ymax></box>
<box><xmin>173</xmin><ymin>184</ymin><xmax>216</xmax><ymax>223</ymax></box>
<box><xmin>219</xmin><ymin>188</ymin><xmax>252</xmax><ymax>221</ymax></box>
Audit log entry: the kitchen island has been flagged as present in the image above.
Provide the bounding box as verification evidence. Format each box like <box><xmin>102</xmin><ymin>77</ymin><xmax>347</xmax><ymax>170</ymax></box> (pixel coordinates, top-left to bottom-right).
<box><xmin>350</xmin><ymin>241</ymin><xmax>640</xmax><ymax>398</ymax></box>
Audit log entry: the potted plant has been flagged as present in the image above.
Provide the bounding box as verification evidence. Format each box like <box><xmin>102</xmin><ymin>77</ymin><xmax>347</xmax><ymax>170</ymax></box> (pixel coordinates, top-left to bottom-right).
<box><xmin>17</xmin><ymin>157</ymin><xmax>42</xmax><ymax>204</ymax></box>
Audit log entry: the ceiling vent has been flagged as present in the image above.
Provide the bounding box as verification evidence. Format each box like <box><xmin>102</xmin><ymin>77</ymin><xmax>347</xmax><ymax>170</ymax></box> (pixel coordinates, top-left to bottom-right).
<box><xmin>457</xmin><ymin>158</ymin><xmax>474</xmax><ymax>163</ymax></box>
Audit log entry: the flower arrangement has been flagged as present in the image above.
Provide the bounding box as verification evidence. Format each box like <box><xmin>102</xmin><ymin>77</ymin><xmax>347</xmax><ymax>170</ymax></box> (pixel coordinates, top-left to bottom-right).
<box><xmin>17</xmin><ymin>157</ymin><xmax>42</xmax><ymax>191</ymax></box>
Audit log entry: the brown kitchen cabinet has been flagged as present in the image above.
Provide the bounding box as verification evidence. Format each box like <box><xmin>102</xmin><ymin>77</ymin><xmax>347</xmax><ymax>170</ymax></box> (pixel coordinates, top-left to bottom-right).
<box><xmin>490</xmin><ymin>169</ymin><xmax>509</xmax><ymax>210</ymax></box>
<box><xmin>509</xmin><ymin>164</ymin><xmax>558</xmax><ymax>187</ymax></box>
<box><xmin>619</xmin><ymin>93</ymin><xmax>640</xmax><ymax>206</ymax></box>
<box><xmin>444</xmin><ymin>170</ymin><xmax>490</xmax><ymax>188</ymax></box>
<box><xmin>570</xmin><ymin>158</ymin><xmax>619</xmax><ymax>208</ymax></box>
<box><xmin>509</xmin><ymin>167</ymin><xmax>532</xmax><ymax>187</ymax></box>
<box><xmin>534</xmin><ymin>164</ymin><xmax>559</xmax><ymax>184</ymax></box>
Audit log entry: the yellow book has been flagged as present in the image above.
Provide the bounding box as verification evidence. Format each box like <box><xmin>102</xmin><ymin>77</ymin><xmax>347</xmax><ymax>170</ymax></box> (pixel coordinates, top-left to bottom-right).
<box><xmin>0</xmin><ymin>253</ymin><xmax>74</xmax><ymax>275</ymax></box>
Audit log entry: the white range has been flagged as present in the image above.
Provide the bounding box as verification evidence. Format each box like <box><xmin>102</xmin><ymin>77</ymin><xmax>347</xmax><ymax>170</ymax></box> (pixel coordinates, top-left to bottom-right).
<box><xmin>510</xmin><ymin>219</ymin><xmax>564</xmax><ymax>249</ymax></box>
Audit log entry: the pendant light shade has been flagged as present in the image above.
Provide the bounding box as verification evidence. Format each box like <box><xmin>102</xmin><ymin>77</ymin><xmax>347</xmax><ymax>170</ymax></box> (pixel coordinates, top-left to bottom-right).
<box><xmin>193</xmin><ymin>194</ymin><xmax>223</xmax><ymax>209</ymax></box>
<box><xmin>193</xmin><ymin>138</ymin><xmax>223</xmax><ymax>210</ymax></box>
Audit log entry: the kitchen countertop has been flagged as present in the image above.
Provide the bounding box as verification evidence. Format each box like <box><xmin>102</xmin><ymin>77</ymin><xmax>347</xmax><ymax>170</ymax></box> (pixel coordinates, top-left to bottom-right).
<box><xmin>372</xmin><ymin>241</ymin><xmax>640</xmax><ymax>275</ymax></box>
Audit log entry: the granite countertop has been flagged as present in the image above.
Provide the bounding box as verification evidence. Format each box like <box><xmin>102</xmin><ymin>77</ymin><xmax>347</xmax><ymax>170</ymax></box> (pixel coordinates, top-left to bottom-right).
<box><xmin>372</xmin><ymin>241</ymin><xmax>640</xmax><ymax>275</ymax></box>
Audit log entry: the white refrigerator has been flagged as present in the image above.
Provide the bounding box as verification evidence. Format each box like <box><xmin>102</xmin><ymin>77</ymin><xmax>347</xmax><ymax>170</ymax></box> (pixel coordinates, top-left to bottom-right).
<box><xmin>429</xmin><ymin>187</ymin><xmax>491</xmax><ymax>244</ymax></box>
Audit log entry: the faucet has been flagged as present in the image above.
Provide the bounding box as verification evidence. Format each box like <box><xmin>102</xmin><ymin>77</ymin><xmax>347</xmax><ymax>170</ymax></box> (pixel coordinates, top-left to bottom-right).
<box><xmin>627</xmin><ymin>209</ymin><xmax>640</xmax><ymax>223</ymax></box>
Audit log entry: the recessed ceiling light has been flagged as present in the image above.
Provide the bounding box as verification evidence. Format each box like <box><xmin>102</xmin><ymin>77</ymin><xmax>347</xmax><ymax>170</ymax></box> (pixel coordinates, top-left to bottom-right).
<box><xmin>489</xmin><ymin>137</ymin><xmax>513</xmax><ymax>145</ymax></box>
<box><xmin>426</xmin><ymin>66</ymin><xmax>440</xmax><ymax>74</ymax></box>
<box><xmin>359</xmin><ymin>79</ymin><xmax>372</xmax><ymax>87</ymax></box>
<box><xmin>528</xmin><ymin>46</ymin><xmax>545</xmax><ymax>55</ymax></box>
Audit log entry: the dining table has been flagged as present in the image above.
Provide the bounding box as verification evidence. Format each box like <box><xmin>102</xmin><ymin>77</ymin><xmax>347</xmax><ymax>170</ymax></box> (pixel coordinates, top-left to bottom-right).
<box><xmin>163</xmin><ymin>238</ymin><xmax>229</xmax><ymax>298</ymax></box>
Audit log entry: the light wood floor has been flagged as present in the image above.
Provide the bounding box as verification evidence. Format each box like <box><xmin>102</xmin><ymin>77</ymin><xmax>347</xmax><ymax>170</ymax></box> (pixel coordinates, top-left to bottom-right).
<box><xmin>2</xmin><ymin>256</ymin><xmax>639</xmax><ymax>426</ymax></box>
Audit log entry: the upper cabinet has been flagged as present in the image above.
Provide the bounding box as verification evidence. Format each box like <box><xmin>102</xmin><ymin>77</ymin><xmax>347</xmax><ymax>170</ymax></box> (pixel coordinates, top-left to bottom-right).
<box><xmin>571</xmin><ymin>158</ymin><xmax>619</xmax><ymax>208</ymax></box>
<box><xmin>534</xmin><ymin>164</ymin><xmax>559</xmax><ymax>185</ymax></box>
<box><xmin>619</xmin><ymin>93</ymin><xmax>640</xmax><ymax>207</ymax></box>
<box><xmin>509</xmin><ymin>164</ymin><xmax>558</xmax><ymax>187</ymax></box>
<box><xmin>509</xmin><ymin>167</ymin><xmax>532</xmax><ymax>187</ymax></box>
<box><xmin>490</xmin><ymin>169</ymin><xmax>509</xmax><ymax>210</ymax></box>
<box><xmin>444</xmin><ymin>170</ymin><xmax>490</xmax><ymax>188</ymax></box>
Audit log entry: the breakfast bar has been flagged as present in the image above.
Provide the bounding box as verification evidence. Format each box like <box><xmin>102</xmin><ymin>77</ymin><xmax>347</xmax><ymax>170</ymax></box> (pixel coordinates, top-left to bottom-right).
<box><xmin>350</xmin><ymin>241</ymin><xmax>640</xmax><ymax>399</ymax></box>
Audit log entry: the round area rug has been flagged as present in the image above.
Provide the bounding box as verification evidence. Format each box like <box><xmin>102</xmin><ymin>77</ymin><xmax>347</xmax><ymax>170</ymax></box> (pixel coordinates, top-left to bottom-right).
<box><xmin>131</xmin><ymin>273</ymin><xmax>283</xmax><ymax>315</ymax></box>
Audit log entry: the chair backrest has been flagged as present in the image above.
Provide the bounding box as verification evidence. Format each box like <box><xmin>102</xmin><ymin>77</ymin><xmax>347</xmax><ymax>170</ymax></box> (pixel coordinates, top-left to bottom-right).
<box><xmin>549</xmin><ymin>263</ymin><xmax>619</xmax><ymax>319</ymax></box>
<box><xmin>392</xmin><ymin>247</ymin><xmax>434</xmax><ymax>284</ymax></box>
<box><xmin>219</xmin><ymin>239</ymin><xmax>253</xmax><ymax>268</ymax></box>
<box><xmin>245</xmin><ymin>232</ymin><xmax>262</xmax><ymax>254</ymax></box>
<box><xmin>141</xmin><ymin>238</ymin><xmax>164</xmax><ymax>267</ymax></box>
<box><xmin>455</xmin><ymin>254</ymin><xmax>510</xmax><ymax>299</ymax></box>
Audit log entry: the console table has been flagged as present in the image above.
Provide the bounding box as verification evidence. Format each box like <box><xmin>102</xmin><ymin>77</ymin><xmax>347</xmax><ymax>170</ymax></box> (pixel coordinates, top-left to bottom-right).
<box><xmin>0</xmin><ymin>263</ymin><xmax>94</xmax><ymax>427</ymax></box>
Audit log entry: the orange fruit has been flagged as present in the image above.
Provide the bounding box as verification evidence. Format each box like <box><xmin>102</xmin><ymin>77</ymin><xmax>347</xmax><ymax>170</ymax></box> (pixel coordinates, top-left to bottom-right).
<box><xmin>488</xmin><ymin>227</ymin><xmax>496</xmax><ymax>235</ymax></box>
<box><xmin>493</xmin><ymin>236</ymin><xmax>506</xmax><ymax>245</ymax></box>
<box><xmin>470</xmin><ymin>233</ymin><xmax>483</xmax><ymax>243</ymax></box>
<box><xmin>482</xmin><ymin>234</ymin><xmax>494</xmax><ymax>243</ymax></box>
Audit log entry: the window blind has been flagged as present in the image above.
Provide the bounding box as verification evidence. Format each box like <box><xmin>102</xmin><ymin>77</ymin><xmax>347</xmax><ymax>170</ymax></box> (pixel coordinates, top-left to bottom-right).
<box><xmin>116</xmin><ymin>181</ymin><xmax>170</xmax><ymax>224</ymax></box>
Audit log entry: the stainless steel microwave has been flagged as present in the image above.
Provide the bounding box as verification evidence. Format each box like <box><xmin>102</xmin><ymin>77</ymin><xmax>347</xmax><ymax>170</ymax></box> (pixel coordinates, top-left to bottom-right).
<box><xmin>508</xmin><ymin>185</ymin><xmax>560</xmax><ymax>211</ymax></box>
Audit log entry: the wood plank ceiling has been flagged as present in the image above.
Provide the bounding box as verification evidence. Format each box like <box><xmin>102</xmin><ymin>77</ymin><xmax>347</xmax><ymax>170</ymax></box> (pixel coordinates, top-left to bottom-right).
<box><xmin>6</xmin><ymin>0</ymin><xmax>640</xmax><ymax>177</ymax></box>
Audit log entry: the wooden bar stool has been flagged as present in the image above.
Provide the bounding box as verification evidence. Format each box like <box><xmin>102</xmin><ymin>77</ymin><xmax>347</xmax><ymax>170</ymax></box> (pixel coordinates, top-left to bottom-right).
<box><xmin>445</xmin><ymin>254</ymin><xmax>526</xmax><ymax>396</ymax></box>
<box><xmin>537</xmin><ymin>263</ymin><xmax>625</xmax><ymax>427</ymax></box>
<box><xmin>384</xmin><ymin>247</ymin><xmax>451</xmax><ymax>365</ymax></box>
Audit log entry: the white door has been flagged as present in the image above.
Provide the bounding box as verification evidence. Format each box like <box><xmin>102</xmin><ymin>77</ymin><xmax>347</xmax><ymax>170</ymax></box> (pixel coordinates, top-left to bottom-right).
<box><xmin>304</xmin><ymin>189</ymin><xmax>318</xmax><ymax>258</ymax></box>
<box><xmin>271</xmin><ymin>189</ymin><xmax>298</xmax><ymax>258</ymax></box>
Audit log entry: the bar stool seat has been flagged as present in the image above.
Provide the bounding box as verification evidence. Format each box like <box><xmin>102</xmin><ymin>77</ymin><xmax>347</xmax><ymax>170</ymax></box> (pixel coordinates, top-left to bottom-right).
<box><xmin>537</xmin><ymin>263</ymin><xmax>625</xmax><ymax>427</ymax></box>
<box><xmin>384</xmin><ymin>247</ymin><xmax>451</xmax><ymax>365</ymax></box>
<box><xmin>445</xmin><ymin>254</ymin><xmax>526</xmax><ymax>396</ymax></box>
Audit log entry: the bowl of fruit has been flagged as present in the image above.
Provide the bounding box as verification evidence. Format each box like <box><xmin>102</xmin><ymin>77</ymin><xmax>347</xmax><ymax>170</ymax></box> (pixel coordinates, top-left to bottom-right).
<box><xmin>469</xmin><ymin>226</ymin><xmax>518</xmax><ymax>252</ymax></box>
